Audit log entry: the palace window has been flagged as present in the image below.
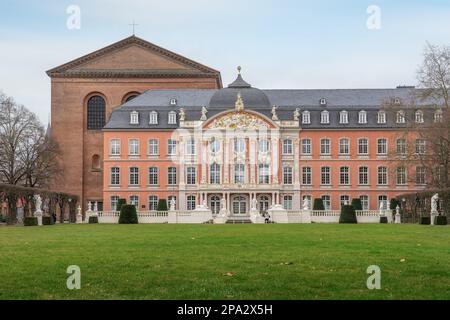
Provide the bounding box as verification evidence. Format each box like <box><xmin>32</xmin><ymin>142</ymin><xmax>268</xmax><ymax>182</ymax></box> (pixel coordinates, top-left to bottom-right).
<box><xmin>283</xmin><ymin>139</ymin><xmax>293</xmax><ymax>155</ymax></box>
<box><xmin>168</xmin><ymin>167</ymin><xmax>177</xmax><ymax>185</ymax></box>
<box><xmin>396</xmin><ymin>110</ymin><xmax>406</xmax><ymax>124</ymax></box>
<box><xmin>170</xmin><ymin>98</ymin><xmax>177</xmax><ymax>106</ymax></box>
<box><xmin>321</xmin><ymin>167</ymin><xmax>331</xmax><ymax>185</ymax></box>
<box><xmin>148</xmin><ymin>196</ymin><xmax>158</xmax><ymax>211</ymax></box>
<box><xmin>321</xmin><ymin>111</ymin><xmax>329</xmax><ymax>124</ymax></box>
<box><xmin>186</xmin><ymin>138</ymin><xmax>196</xmax><ymax>155</ymax></box>
<box><xmin>358</xmin><ymin>138</ymin><xmax>368</xmax><ymax>155</ymax></box>
<box><xmin>187</xmin><ymin>195</ymin><xmax>196</xmax><ymax>211</ymax></box>
<box><xmin>322</xmin><ymin>195</ymin><xmax>331</xmax><ymax>210</ymax></box>
<box><xmin>416</xmin><ymin>166</ymin><xmax>426</xmax><ymax>185</ymax></box>
<box><xmin>396</xmin><ymin>167</ymin><xmax>407</xmax><ymax>185</ymax></box>
<box><xmin>340</xmin><ymin>195</ymin><xmax>350</xmax><ymax>207</ymax></box>
<box><xmin>149</xmin><ymin>111</ymin><xmax>158</xmax><ymax>125</ymax></box>
<box><xmin>168</xmin><ymin>111</ymin><xmax>177</xmax><ymax>125</ymax></box>
<box><xmin>320</xmin><ymin>98</ymin><xmax>327</xmax><ymax>106</ymax></box>
<box><xmin>415</xmin><ymin>110</ymin><xmax>424</xmax><ymax>123</ymax></box>
<box><xmin>339</xmin><ymin>138</ymin><xmax>349</xmax><ymax>155</ymax></box>
<box><xmin>435</xmin><ymin>109</ymin><xmax>443</xmax><ymax>122</ymax></box>
<box><xmin>340</xmin><ymin>111</ymin><xmax>349</xmax><ymax>124</ymax></box>
<box><xmin>167</xmin><ymin>139</ymin><xmax>177</xmax><ymax>156</ymax></box>
<box><xmin>186</xmin><ymin>167</ymin><xmax>196</xmax><ymax>185</ymax></box>
<box><xmin>210</xmin><ymin>196</ymin><xmax>221</xmax><ymax>215</ymax></box>
<box><xmin>359</xmin><ymin>166</ymin><xmax>369</xmax><ymax>185</ymax></box>
<box><xmin>125</xmin><ymin>94</ymin><xmax>138</xmax><ymax>103</ymax></box>
<box><xmin>302</xmin><ymin>111</ymin><xmax>310</xmax><ymax>124</ymax></box>
<box><xmin>130</xmin><ymin>195</ymin><xmax>139</xmax><ymax>208</ymax></box>
<box><xmin>415</xmin><ymin>139</ymin><xmax>426</xmax><ymax>154</ymax></box>
<box><xmin>234</xmin><ymin>138</ymin><xmax>245</xmax><ymax>153</ymax></box>
<box><xmin>396</xmin><ymin>139</ymin><xmax>407</xmax><ymax>155</ymax></box>
<box><xmin>129</xmin><ymin>167</ymin><xmax>139</xmax><ymax>185</ymax></box>
<box><xmin>209</xmin><ymin>138</ymin><xmax>221</xmax><ymax>154</ymax></box>
<box><xmin>377</xmin><ymin>111</ymin><xmax>386</xmax><ymax>124</ymax></box>
<box><xmin>283</xmin><ymin>166</ymin><xmax>293</xmax><ymax>185</ymax></box>
<box><xmin>340</xmin><ymin>166</ymin><xmax>350</xmax><ymax>185</ymax></box>
<box><xmin>110</xmin><ymin>196</ymin><xmax>119</xmax><ymax>211</ymax></box>
<box><xmin>128</xmin><ymin>139</ymin><xmax>140</xmax><ymax>156</ymax></box>
<box><xmin>130</xmin><ymin>111</ymin><xmax>139</xmax><ymax>124</ymax></box>
<box><xmin>302</xmin><ymin>167</ymin><xmax>312</xmax><ymax>185</ymax></box>
<box><xmin>377</xmin><ymin>138</ymin><xmax>387</xmax><ymax>155</ymax></box>
<box><xmin>87</xmin><ymin>95</ymin><xmax>106</xmax><ymax>130</ymax></box>
<box><xmin>283</xmin><ymin>195</ymin><xmax>293</xmax><ymax>210</ymax></box>
<box><xmin>209</xmin><ymin>163</ymin><xmax>221</xmax><ymax>184</ymax></box>
<box><xmin>301</xmin><ymin>139</ymin><xmax>311</xmax><ymax>155</ymax></box>
<box><xmin>258</xmin><ymin>164</ymin><xmax>270</xmax><ymax>184</ymax></box>
<box><xmin>148</xmin><ymin>167</ymin><xmax>158</xmax><ymax>185</ymax></box>
<box><xmin>378</xmin><ymin>195</ymin><xmax>388</xmax><ymax>210</ymax></box>
<box><xmin>360</xmin><ymin>195</ymin><xmax>369</xmax><ymax>210</ymax></box>
<box><xmin>110</xmin><ymin>139</ymin><xmax>121</xmax><ymax>156</ymax></box>
<box><xmin>110</xmin><ymin>167</ymin><xmax>120</xmax><ymax>185</ymax></box>
<box><xmin>259</xmin><ymin>139</ymin><xmax>270</xmax><ymax>153</ymax></box>
<box><xmin>234</xmin><ymin>164</ymin><xmax>245</xmax><ymax>184</ymax></box>
<box><xmin>358</xmin><ymin>110</ymin><xmax>367</xmax><ymax>124</ymax></box>
<box><xmin>320</xmin><ymin>138</ymin><xmax>331</xmax><ymax>155</ymax></box>
<box><xmin>148</xmin><ymin>139</ymin><xmax>159</xmax><ymax>156</ymax></box>
<box><xmin>377</xmin><ymin>166</ymin><xmax>388</xmax><ymax>185</ymax></box>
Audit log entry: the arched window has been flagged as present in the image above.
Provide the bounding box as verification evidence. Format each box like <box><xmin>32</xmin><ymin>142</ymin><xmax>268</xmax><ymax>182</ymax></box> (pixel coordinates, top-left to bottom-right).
<box><xmin>87</xmin><ymin>95</ymin><xmax>106</xmax><ymax>130</ymax></box>
<box><xmin>92</xmin><ymin>154</ymin><xmax>100</xmax><ymax>170</ymax></box>
<box><xmin>125</xmin><ymin>94</ymin><xmax>138</xmax><ymax>103</ymax></box>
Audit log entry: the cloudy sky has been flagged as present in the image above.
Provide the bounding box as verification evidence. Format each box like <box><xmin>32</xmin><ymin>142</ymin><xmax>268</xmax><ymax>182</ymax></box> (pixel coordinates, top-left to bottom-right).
<box><xmin>1</xmin><ymin>0</ymin><xmax>450</xmax><ymax>123</ymax></box>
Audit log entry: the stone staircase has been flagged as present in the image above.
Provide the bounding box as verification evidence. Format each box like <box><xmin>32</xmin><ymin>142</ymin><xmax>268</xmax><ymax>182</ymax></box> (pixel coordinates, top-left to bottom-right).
<box><xmin>225</xmin><ymin>216</ymin><xmax>252</xmax><ymax>224</ymax></box>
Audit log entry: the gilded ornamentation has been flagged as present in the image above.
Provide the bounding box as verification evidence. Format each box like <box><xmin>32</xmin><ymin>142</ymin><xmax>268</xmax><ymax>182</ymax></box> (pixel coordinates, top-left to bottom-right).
<box><xmin>235</xmin><ymin>93</ymin><xmax>244</xmax><ymax>112</ymax></box>
<box><xmin>209</xmin><ymin>112</ymin><xmax>268</xmax><ymax>130</ymax></box>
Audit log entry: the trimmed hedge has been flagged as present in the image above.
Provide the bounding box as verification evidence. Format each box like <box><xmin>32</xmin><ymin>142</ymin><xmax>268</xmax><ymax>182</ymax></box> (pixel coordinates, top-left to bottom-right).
<box><xmin>24</xmin><ymin>217</ymin><xmax>38</xmax><ymax>226</ymax></box>
<box><xmin>313</xmin><ymin>198</ymin><xmax>325</xmax><ymax>211</ymax></box>
<box><xmin>435</xmin><ymin>215</ymin><xmax>448</xmax><ymax>225</ymax></box>
<box><xmin>157</xmin><ymin>199</ymin><xmax>168</xmax><ymax>211</ymax></box>
<box><xmin>380</xmin><ymin>216</ymin><xmax>388</xmax><ymax>224</ymax></box>
<box><xmin>390</xmin><ymin>198</ymin><xmax>400</xmax><ymax>211</ymax></box>
<box><xmin>339</xmin><ymin>205</ymin><xmax>357</xmax><ymax>224</ymax></box>
<box><xmin>119</xmin><ymin>205</ymin><xmax>139</xmax><ymax>224</ymax></box>
<box><xmin>89</xmin><ymin>216</ymin><xmax>98</xmax><ymax>224</ymax></box>
<box><xmin>420</xmin><ymin>216</ymin><xmax>431</xmax><ymax>225</ymax></box>
<box><xmin>42</xmin><ymin>216</ymin><xmax>53</xmax><ymax>225</ymax></box>
<box><xmin>0</xmin><ymin>215</ymin><xmax>6</xmax><ymax>223</ymax></box>
<box><xmin>117</xmin><ymin>198</ymin><xmax>126</xmax><ymax>211</ymax></box>
<box><xmin>351</xmin><ymin>198</ymin><xmax>362</xmax><ymax>211</ymax></box>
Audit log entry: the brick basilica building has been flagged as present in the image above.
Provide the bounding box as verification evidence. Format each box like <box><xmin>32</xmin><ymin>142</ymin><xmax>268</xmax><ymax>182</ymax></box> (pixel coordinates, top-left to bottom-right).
<box><xmin>49</xmin><ymin>36</ymin><xmax>436</xmax><ymax>215</ymax></box>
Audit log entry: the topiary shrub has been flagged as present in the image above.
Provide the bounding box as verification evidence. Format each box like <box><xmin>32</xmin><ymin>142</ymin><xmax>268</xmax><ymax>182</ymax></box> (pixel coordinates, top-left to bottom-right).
<box><xmin>390</xmin><ymin>198</ymin><xmax>400</xmax><ymax>212</ymax></box>
<box><xmin>313</xmin><ymin>198</ymin><xmax>325</xmax><ymax>210</ymax></box>
<box><xmin>89</xmin><ymin>216</ymin><xmax>98</xmax><ymax>224</ymax></box>
<box><xmin>0</xmin><ymin>215</ymin><xmax>6</xmax><ymax>223</ymax></box>
<box><xmin>24</xmin><ymin>217</ymin><xmax>38</xmax><ymax>226</ymax></box>
<box><xmin>42</xmin><ymin>216</ymin><xmax>53</xmax><ymax>225</ymax></box>
<box><xmin>435</xmin><ymin>215</ymin><xmax>448</xmax><ymax>225</ymax></box>
<box><xmin>380</xmin><ymin>216</ymin><xmax>388</xmax><ymax>224</ymax></box>
<box><xmin>339</xmin><ymin>205</ymin><xmax>358</xmax><ymax>224</ymax></box>
<box><xmin>119</xmin><ymin>205</ymin><xmax>138</xmax><ymax>224</ymax></box>
<box><xmin>351</xmin><ymin>198</ymin><xmax>363</xmax><ymax>211</ymax></box>
<box><xmin>420</xmin><ymin>216</ymin><xmax>431</xmax><ymax>225</ymax></box>
<box><xmin>117</xmin><ymin>199</ymin><xmax>126</xmax><ymax>211</ymax></box>
<box><xmin>157</xmin><ymin>199</ymin><xmax>168</xmax><ymax>211</ymax></box>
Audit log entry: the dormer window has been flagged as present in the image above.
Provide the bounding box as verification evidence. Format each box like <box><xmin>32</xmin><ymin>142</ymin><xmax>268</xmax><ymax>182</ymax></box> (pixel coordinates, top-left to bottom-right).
<box><xmin>358</xmin><ymin>110</ymin><xmax>367</xmax><ymax>124</ymax></box>
<box><xmin>130</xmin><ymin>111</ymin><xmax>139</xmax><ymax>124</ymax></box>
<box><xmin>168</xmin><ymin>111</ymin><xmax>177</xmax><ymax>125</ymax></box>
<box><xmin>302</xmin><ymin>111</ymin><xmax>310</xmax><ymax>124</ymax></box>
<box><xmin>396</xmin><ymin>110</ymin><xmax>406</xmax><ymax>124</ymax></box>
<box><xmin>319</xmin><ymin>98</ymin><xmax>327</xmax><ymax>106</ymax></box>
<box><xmin>321</xmin><ymin>110</ymin><xmax>329</xmax><ymax>124</ymax></box>
<box><xmin>149</xmin><ymin>111</ymin><xmax>158</xmax><ymax>125</ymax></box>
<box><xmin>415</xmin><ymin>110</ymin><xmax>424</xmax><ymax>123</ymax></box>
<box><xmin>435</xmin><ymin>109</ymin><xmax>443</xmax><ymax>122</ymax></box>
<box><xmin>170</xmin><ymin>98</ymin><xmax>177</xmax><ymax>106</ymax></box>
<box><xmin>394</xmin><ymin>98</ymin><xmax>401</xmax><ymax>105</ymax></box>
<box><xmin>340</xmin><ymin>110</ymin><xmax>348</xmax><ymax>124</ymax></box>
<box><xmin>377</xmin><ymin>111</ymin><xmax>386</xmax><ymax>124</ymax></box>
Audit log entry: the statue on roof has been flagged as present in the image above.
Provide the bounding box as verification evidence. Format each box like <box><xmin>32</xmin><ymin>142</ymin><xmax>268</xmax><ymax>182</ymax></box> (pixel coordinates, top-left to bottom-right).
<box><xmin>235</xmin><ymin>93</ymin><xmax>244</xmax><ymax>112</ymax></box>
<box><xmin>179</xmin><ymin>108</ymin><xmax>186</xmax><ymax>121</ymax></box>
<box><xmin>200</xmin><ymin>106</ymin><xmax>208</xmax><ymax>121</ymax></box>
<box><xmin>271</xmin><ymin>106</ymin><xmax>279</xmax><ymax>121</ymax></box>
<box><xmin>294</xmin><ymin>108</ymin><xmax>300</xmax><ymax>121</ymax></box>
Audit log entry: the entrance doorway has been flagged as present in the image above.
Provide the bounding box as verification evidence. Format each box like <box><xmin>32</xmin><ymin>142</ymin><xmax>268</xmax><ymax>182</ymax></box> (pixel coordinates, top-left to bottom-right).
<box><xmin>232</xmin><ymin>196</ymin><xmax>247</xmax><ymax>215</ymax></box>
<box><xmin>259</xmin><ymin>195</ymin><xmax>270</xmax><ymax>215</ymax></box>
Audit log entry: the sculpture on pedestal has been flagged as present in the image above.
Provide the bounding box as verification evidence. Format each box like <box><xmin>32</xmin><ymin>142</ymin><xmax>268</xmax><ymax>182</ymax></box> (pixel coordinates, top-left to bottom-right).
<box><xmin>169</xmin><ymin>198</ymin><xmax>176</xmax><ymax>211</ymax></box>
<box><xmin>200</xmin><ymin>106</ymin><xmax>208</xmax><ymax>121</ymax></box>
<box><xmin>294</xmin><ymin>108</ymin><xmax>300</xmax><ymax>121</ymax></box>
<box><xmin>302</xmin><ymin>198</ymin><xmax>310</xmax><ymax>211</ymax></box>
<box><xmin>34</xmin><ymin>195</ymin><xmax>43</xmax><ymax>213</ymax></box>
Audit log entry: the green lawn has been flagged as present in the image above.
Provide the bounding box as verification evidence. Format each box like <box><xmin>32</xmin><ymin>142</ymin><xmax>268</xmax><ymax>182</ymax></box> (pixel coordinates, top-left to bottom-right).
<box><xmin>0</xmin><ymin>224</ymin><xmax>449</xmax><ymax>300</ymax></box>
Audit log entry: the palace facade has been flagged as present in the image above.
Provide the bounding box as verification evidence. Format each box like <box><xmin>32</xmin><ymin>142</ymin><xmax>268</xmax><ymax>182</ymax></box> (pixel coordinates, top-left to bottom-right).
<box><xmin>102</xmin><ymin>69</ymin><xmax>436</xmax><ymax>215</ymax></box>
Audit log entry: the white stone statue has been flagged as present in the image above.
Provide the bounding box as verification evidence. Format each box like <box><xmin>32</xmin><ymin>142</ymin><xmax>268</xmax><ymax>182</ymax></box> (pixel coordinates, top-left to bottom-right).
<box><xmin>34</xmin><ymin>194</ymin><xmax>42</xmax><ymax>213</ymax></box>
<box><xmin>202</xmin><ymin>199</ymin><xmax>208</xmax><ymax>209</ymax></box>
<box><xmin>220</xmin><ymin>198</ymin><xmax>226</xmax><ymax>210</ymax></box>
<box><xmin>94</xmin><ymin>202</ymin><xmax>98</xmax><ymax>212</ymax></box>
<box><xmin>395</xmin><ymin>205</ymin><xmax>401</xmax><ymax>224</ymax></box>
<box><xmin>431</xmin><ymin>193</ymin><xmax>439</xmax><ymax>214</ymax></box>
<box><xmin>302</xmin><ymin>198</ymin><xmax>310</xmax><ymax>211</ymax></box>
<box><xmin>251</xmin><ymin>197</ymin><xmax>258</xmax><ymax>210</ymax></box>
<box><xmin>294</xmin><ymin>108</ymin><xmax>300</xmax><ymax>121</ymax></box>
<box><xmin>76</xmin><ymin>206</ymin><xmax>82</xmax><ymax>224</ymax></box>
<box><xmin>271</xmin><ymin>106</ymin><xmax>279</xmax><ymax>121</ymax></box>
<box><xmin>179</xmin><ymin>108</ymin><xmax>186</xmax><ymax>121</ymax></box>
<box><xmin>169</xmin><ymin>198</ymin><xmax>176</xmax><ymax>211</ymax></box>
<box><xmin>87</xmin><ymin>201</ymin><xmax>93</xmax><ymax>212</ymax></box>
<box><xmin>200</xmin><ymin>106</ymin><xmax>208</xmax><ymax>121</ymax></box>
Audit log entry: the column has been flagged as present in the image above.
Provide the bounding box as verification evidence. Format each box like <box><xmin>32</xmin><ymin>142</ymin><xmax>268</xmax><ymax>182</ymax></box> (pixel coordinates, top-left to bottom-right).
<box><xmin>249</xmin><ymin>137</ymin><xmax>256</xmax><ymax>184</ymax></box>
<box><xmin>294</xmin><ymin>138</ymin><xmax>300</xmax><ymax>185</ymax></box>
<box><xmin>224</xmin><ymin>138</ymin><xmax>229</xmax><ymax>184</ymax></box>
<box><xmin>179</xmin><ymin>137</ymin><xmax>185</xmax><ymax>186</ymax></box>
<box><xmin>201</xmin><ymin>140</ymin><xmax>207</xmax><ymax>184</ymax></box>
<box><xmin>272</xmin><ymin>135</ymin><xmax>279</xmax><ymax>184</ymax></box>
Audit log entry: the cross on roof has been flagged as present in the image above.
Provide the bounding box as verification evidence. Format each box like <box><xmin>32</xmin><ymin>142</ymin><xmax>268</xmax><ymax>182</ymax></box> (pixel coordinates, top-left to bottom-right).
<box><xmin>129</xmin><ymin>20</ymin><xmax>139</xmax><ymax>35</ymax></box>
